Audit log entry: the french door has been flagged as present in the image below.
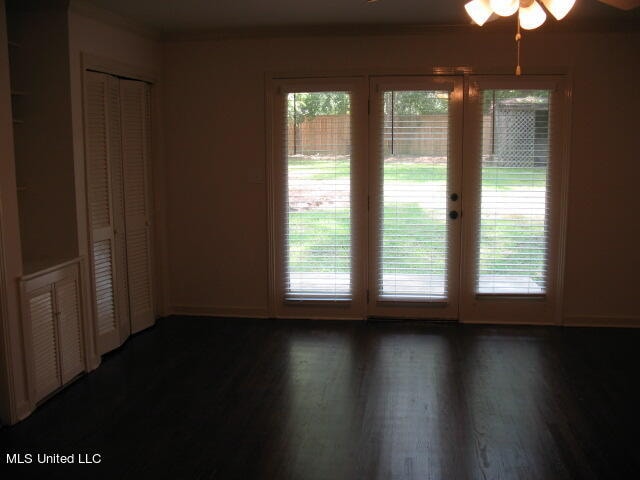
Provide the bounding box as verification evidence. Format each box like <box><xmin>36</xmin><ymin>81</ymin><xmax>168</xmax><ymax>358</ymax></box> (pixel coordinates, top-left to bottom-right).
<box><xmin>269</xmin><ymin>78</ymin><xmax>368</xmax><ymax>319</ymax></box>
<box><xmin>368</xmin><ymin>76</ymin><xmax>463</xmax><ymax>319</ymax></box>
<box><xmin>269</xmin><ymin>74</ymin><xmax>568</xmax><ymax>324</ymax></box>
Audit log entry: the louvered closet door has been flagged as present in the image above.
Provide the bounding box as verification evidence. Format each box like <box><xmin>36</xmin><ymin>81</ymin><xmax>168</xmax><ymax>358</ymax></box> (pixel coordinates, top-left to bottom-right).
<box><xmin>55</xmin><ymin>275</ymin><xmax>84</xmax><ymax>384</ymax></box>
<box><xmin>120</xmin><ymin>79</ymin><xmax>154</xmax><ymax>333</ymax></box>
<box><xmin>107</xmin><ymin>76</ymin><xmax>131</xmax><ymax>342</ymax></box>
<box><xmin>84</xmin><ymin>71</ymin><xmax>121</xmax><ymax>354</ymax></box>
<box><xmin>27</xmin><ymin>285</ymin><xmax>61</xmax><ymax>402</ymax></box>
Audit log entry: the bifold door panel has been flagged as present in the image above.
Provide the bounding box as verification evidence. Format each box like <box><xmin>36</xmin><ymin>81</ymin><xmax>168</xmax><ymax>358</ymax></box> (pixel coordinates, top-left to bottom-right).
<box><xmin>84</xmin><ymin>71</ymin><xmax>155</xmax><ymax>354</ymax></box>
<box><xmin>84</xmin><ymin>71</ymin><xmax>120</xmax><ymax>353</ymax></box>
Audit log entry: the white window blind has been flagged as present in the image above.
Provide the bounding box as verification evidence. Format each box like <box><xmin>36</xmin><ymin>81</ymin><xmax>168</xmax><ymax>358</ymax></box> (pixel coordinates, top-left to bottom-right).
<box><xmin>379</xmin><ymin>90</ymin><xmax>450</xmax><ymax>300</ymax></box>
<box><xmin>477</xmin><ymin>89</ymin><xmax>552</xmax><ymax>294</ymax></box>
<box><xmin>285</xmin><ymin>92</ymin><xmax>352</xmax><ymax>301</ymax></box>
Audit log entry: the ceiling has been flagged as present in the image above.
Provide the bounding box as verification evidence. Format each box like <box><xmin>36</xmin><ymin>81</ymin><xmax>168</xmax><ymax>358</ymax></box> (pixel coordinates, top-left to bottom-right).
<box><xmin>82</xmin><ymin>0</ymin><xmax>640</xmax><ymax>33</ymax></box>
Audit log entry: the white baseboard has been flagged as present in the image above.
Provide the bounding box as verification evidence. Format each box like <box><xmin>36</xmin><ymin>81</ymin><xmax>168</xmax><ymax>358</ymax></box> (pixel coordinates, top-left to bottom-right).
<box><xmin>168</xmin><ymin>306</ymin><xmax>640</xmax><ymax>328</ymax></box>
<box><xmin>461</xmin><ymin>319</ymin><xmax>556</xmax><ymax>326</ymax></box>
<box><xmin>563</xmin><ymin>315</ymin><xmax>640</xmax><ymax>328</ymax></box>
<box><xmin>169</xmin><ymin>305</ymin><xmax>270</xmax><ymax>318</ymax></box>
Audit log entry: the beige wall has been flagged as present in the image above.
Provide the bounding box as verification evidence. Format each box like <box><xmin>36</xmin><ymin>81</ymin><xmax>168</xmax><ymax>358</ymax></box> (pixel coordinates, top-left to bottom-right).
<box><xmin>162</xmin><ymin>29</ymin><xmax>640</xmax><ymax>324</ymax></box>
<box><xmin>562</xmin><ymin>32</ymin><xmax>640</xmax><ymax>323</ymax></box>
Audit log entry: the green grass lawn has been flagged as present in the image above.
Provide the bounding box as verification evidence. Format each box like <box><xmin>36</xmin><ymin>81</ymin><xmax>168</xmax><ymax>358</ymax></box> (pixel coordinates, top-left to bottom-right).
<box><xmin>478</xmin><ymin>220</ymin><xmax>547</xmax><ymax>284</ymax></box>
<box><xmin>288</xmin><ymin>204</ymin><xmax>546</xmax><ymax>282</ymax></box>
<box><xmin>380</xmin><ymin>204</ymin><xmax>446</xmax><ymax>273</ymax></box>
<box><xmin>287</xmin><ymin>157</ymin><xmax>548</xmax><ymax>287</ymax></box>
<box><xmin>287</xmin><ymin>209</ymin><xmax>351</xmax><ymax>273</ymax></box>
<box><xmin>289</xmin><ymin>158</ymin><xmax>547</xmax><ymax>189</ymax></box>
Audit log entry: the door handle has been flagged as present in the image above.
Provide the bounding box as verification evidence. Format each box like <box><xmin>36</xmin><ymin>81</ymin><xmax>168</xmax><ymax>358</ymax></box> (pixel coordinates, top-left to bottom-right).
<box><xmin>449</xmin><ymin>210</ymin><xmax>459</xmax><ymax>220</ymax></box>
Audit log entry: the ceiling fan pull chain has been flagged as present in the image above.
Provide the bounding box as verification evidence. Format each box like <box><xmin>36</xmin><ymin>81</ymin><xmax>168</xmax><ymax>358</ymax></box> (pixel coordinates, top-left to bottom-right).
<box><xmin>515</xmin><ymin>16</ymin><xmax>522</xmax><ymax>76</ymax></box>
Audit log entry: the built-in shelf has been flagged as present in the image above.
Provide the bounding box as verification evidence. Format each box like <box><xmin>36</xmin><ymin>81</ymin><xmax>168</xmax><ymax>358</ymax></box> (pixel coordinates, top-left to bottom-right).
<box><xmin>12</xmin><ymin>119</ymin><xmax>24</xmax><ymax>124</ymax></box>
<box><xmin>8</xmin><ymin>40</ymin><xmax>20</xmax><ymax>48</ymax></box>
<box><xmin>11</xmin><ymin>90</ymin><xmax>29</xmax><ymax>96</ymax></box>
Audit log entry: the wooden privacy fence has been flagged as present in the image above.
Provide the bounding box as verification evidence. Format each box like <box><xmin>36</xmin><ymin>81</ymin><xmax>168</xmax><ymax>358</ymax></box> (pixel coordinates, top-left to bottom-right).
<box><xmin>288</xmin><ymin>115</ymin><xmax>351</xmax><ymax>156</ymax></box>
<box><xmin>287</xmin><ymin>114</ymin><xmax>498</xmax><ymax>157</ymax></box>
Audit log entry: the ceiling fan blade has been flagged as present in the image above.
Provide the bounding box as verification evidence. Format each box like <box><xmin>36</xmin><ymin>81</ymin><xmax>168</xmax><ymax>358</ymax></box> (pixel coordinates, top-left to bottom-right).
<box><xmin>597</xmin><ymin>0</ymin><xmax>640</xmax><ymax>10</ymax></box>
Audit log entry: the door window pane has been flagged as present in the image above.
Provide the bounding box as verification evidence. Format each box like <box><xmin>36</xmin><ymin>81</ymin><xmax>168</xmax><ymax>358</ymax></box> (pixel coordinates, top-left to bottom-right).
<box><xmin>379</xmin><ymin>90</ymin><xmax>450</xmax><ymax>300</ymax></box>
<box><xmin>285</xmin><ymin>92</ymin><xmax>351</xmax><ymax>300</ymax></box>
<box><xmin>477</xmin><ymin>90</ymin><xmax>551</xmax><ymax>294</ymax></box>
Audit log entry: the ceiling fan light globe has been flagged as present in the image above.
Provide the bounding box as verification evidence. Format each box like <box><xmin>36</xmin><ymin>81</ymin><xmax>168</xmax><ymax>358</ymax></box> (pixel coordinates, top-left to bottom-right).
<box><xmin>490</xmin><ymin>0</ymin><xmax>520</xmax><ymax>16</ymax></box>
<box><xmin>519</xmin><ymin>0</ymin><xmax>547</xmax><ymax>29</ymax></box>
<box><xmin>540</xmin><ymin>0</ymin><xmax>576</xmax><ymax>20</ymax></box>
<box><xmin>465</xmin><ymin>0</ymin><xmax>494</xmax><ymax>25</ymax></box>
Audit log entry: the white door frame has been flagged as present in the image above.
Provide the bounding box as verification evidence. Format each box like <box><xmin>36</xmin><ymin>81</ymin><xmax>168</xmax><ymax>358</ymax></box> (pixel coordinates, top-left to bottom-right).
<box><xmin>367</xmin><ymin>75</ymin><xmax>464</xmax><ymax>320</ymax></box>
<box><xmin>459</xmin><ymin>75</ymin><xmax>571</xmax><ymax>325</ymax></box>
<box><xmin>267</xmin><ymin>76</ymin><xmax>368</xmax><ymax>320</ymax></box>
<box><xmin>266</xmin><ymin>72</ymin><xmax>570</xmax><ymax>324</ymax></box>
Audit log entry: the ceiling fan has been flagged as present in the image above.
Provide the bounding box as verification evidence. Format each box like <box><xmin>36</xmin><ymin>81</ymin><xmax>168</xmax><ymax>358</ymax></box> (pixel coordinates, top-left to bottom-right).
<box><xmin>465</xmin><ymin>0</ymin><xmax>640</xmax><ymax>30</ymax></box>
<box><xmin>464</xmin><ymin>0</ymin><xmax>640</xmax><ymax>74</ymax></box>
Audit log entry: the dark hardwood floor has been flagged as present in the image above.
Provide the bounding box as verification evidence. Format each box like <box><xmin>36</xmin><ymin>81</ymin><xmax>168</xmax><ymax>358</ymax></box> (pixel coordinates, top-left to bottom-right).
<box><xmin>1</xmin><ymin>316</ymin><xmax>639</xmax><ymax>479</ymax></box>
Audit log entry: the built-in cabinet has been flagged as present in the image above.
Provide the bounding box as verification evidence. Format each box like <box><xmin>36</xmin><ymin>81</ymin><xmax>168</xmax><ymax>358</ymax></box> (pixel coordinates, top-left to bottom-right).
<box><xmin>20</xmin><ymin>260</ymin><xmax>85</xmax><ymax>404</ymax></box>
<box><xmin>0</xmin><ymin>1</ymin><xmax>157</xmax><ymax>424</ymax></box>
<box><xmin>84</xmin><ymin>71</ymin><xmax>155</xmax><ymax>355</ymax></box>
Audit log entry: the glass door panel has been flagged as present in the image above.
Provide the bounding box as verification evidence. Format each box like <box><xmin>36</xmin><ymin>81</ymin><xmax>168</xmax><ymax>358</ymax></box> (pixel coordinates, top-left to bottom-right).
<box><xmin>285</xmin><ymin>91</ymin><xmax>352</xmax><ymax>301</ymax></box>
<box><xmin>460</xmin><ymin>76</ymin><xmax>568</xmax><ymax>325</ymax></box>
<box><xmin>477</xmin><ymin>89</ymin><xmax>551</xmax><ymax>295</ymax></box>
<box><xmin>369</xmin><ymin>77</ymin><xmax>463</xmax><ymax>319</ymax></box>
<box><xmin>271</xmin><ymin>77</ymin><xmax>367</xmax><ymax>320</ymax></box>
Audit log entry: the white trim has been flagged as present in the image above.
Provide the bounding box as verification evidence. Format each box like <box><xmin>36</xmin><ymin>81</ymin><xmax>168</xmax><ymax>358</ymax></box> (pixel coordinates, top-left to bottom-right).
<box><xmin>267</xmin><ymin>67</ymin><xmax>572</xmax><ymax>82</ymax></box>
<box><xmin>461</xmin><ymin>317</ymin><xmax>556</xmax><ymax>326</ymax></box>
<box><xmin>555</xmin><ymin>76</ymin><xmax>574</xmax><ymax>326</ymax></box>
<box><xmin>563</xmin><ymin>315</ymin><xmax>640</xmax><ymax>328</ymax></box>
<box><xmin>170</xmin><ymin>305</ymin><xmax>270</xmax><ymax>319</ymax></box>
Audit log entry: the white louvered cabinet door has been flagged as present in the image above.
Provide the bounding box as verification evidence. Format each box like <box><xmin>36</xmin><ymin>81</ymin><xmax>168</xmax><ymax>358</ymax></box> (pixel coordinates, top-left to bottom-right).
<box><xmin>55</xmin><ymin>275</ymin><xmax>84</xmax><ymax>384</ymax></box>
<box><xmin>120</xmin><ymin>79</ymin><xmax>154</xmax><ymax>333</ymax></box>
<box><xmin>27</xmin><ymin>285</ymin><xmax>61</xmax><ymax>402</ymax></box>
<box><xmin>84</xmin><ymin>71</ymin><xmax>121</xmax><ymax>354</ymax></box>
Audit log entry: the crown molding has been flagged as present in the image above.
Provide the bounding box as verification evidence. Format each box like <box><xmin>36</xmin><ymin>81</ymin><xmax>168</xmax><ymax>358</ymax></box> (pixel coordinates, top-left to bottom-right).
<box><xmin>162</xmin><ymin>23</ymin><xmax>474</xmax><ymax>42</ymax></box>
<box><xmin>162</xmin><ymin>16</ymin><xmax>640</xmax><ymax>43</ymax></box>
<box><xmin>68</xmin><ymin>0</ymin><xmax>161</xmax><ymax>41</ymax></box>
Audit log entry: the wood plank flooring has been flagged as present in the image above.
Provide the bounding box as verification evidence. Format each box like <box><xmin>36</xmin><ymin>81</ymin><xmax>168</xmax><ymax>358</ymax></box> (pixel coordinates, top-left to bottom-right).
<box><xmin>1</xmin><ymin>316</ymin><xmax>639</xmax><ymax>479</ymax></box>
